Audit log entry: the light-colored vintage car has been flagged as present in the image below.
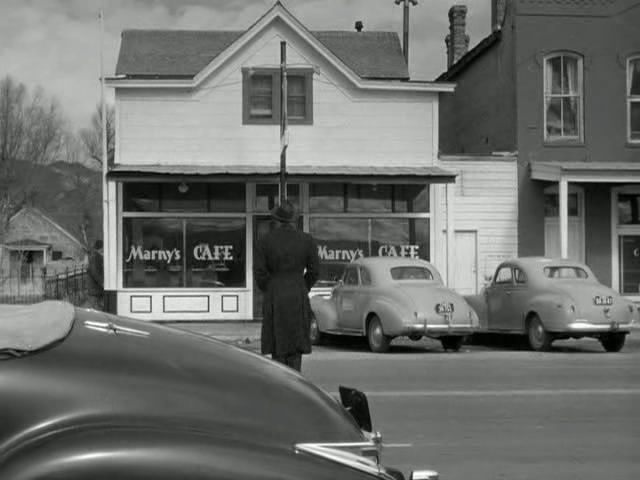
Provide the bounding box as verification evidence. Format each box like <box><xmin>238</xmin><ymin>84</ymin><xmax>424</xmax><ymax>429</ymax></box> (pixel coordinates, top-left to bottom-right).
<box><xmin>465</xmin><ymin>257</ymin><xmax>637</xmax><ymax>352</ymax></box>
<box><xmin>310</xmin><ymin>257</ymin><xmax>479</xmax><ymax>353</ymax></box>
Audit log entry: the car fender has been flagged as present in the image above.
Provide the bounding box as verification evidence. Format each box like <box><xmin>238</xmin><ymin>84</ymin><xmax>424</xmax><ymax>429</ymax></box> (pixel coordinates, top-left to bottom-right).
<box><xmin>526</xmin><ymin>292</ymin><xmax>572</xmax><ymax>331</ymax></box>
<box><xmin>360</xmin><ymin>293</ymin><xmax>413</xmax><ymax>336</ymax></box>
<box><xmin>0</xmin><ymin>427</ymin><xmax>373</xmax><ymax>480</ymax></box>
<box><xmin>464</xmin><ymin>291</ymin><xmax>489</xmax><ymax>330</ymax></box>
<box><xmin>310</xmin><ymin>296</ymin><xmax>339</xmax><ymax>333</ymax></box>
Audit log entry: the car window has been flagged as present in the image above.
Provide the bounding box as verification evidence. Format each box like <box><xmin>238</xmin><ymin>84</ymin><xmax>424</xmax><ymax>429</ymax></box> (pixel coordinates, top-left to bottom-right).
<box><xmin>544</xmin><ymin>266</ymin><xmax>588</xmax><ymax>279</ymax></box>
<box><xmin>494</xmin><ymin>267</ymin><xmax>514</xmax><ymax>285</ymax></box>
<box><xmin>514</xmin><ymin>268</ymin><xmax>528</xmax><ymax>284</ymax></box>
<box><xmin>343</xmin><ymin>266</ymin><xmax>359</xmax><ymax>286</ymax></box>
<box><xmin>390</xmin><ymin>266</ymin><xmax>433</xmax><ymax>280</ymax></box>
<box><xmin>359</xmin><ymin>267</ymin><xmax>372</xmax><ymax>286</ymax></box>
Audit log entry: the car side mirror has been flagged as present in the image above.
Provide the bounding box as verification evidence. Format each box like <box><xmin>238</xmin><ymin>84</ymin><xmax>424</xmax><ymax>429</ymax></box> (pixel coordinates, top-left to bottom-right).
<box><xmin>339</xmin><ymin>385</ymin><xmax>372</xmax><ymax>432</ymax></box>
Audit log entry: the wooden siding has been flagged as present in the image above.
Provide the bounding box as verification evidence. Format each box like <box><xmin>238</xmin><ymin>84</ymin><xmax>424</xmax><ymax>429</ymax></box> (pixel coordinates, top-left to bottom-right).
<box><xmin>438</xmin><ymin>156</ymin><xmax>518</xmax><ymax>284</ymax></box>
<box><xmin>115</xmin><ymin>22</ymin><xmax>439</xmax><ymax>169</ymax></box>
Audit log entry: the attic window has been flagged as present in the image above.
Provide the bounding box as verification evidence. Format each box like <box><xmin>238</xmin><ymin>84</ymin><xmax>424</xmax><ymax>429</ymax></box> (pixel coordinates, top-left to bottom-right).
<box><xmin>242</xmin><ymin>68</ymin><xmax>313</xmax><ymax>125</ymax></box>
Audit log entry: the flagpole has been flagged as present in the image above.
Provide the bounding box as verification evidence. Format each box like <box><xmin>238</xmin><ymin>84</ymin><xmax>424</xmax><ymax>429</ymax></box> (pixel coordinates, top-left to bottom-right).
<box><xmin>279</xmin><ymin>41</ymin><xmax>287</xmax><ymax>203</ymax></box>
<box><xmin>99</xmin><ymin>9</ymin><xmax>109</xmax><ymax>306</ymax></box>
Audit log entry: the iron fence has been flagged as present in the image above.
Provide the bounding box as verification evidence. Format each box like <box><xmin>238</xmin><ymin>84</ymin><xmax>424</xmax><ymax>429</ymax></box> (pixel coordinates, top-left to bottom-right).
<box><xmin>0</xmin><ymin>265</ymin><xmax>88</xmax><ymax>306</ymax></box>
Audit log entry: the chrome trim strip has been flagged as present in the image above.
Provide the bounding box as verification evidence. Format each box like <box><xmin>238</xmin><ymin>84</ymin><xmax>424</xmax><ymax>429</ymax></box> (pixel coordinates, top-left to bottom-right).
<box><xmin>84</xmin><ymin>320</ymin><xmax>150</xmax><ymax>338</ymax></box>
<box><xmin>295</xmin><ymin>443</ymin><xmax>383</xmax><ymax>476</ymax></box>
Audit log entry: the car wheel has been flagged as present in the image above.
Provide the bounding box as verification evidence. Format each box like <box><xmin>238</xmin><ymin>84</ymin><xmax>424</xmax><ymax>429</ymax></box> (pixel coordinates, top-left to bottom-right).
<box><xmin>309</xmin><ymin>313</ymin><xmax>325</xmax><ymax>346</ymax></box>
<box><xmin>527</xmin><ymin>315</ymin><xmax>553</xmax><ymax>352</ymax></box>
<box><xmin>440</xmin><ymin>335</ymin><xmax>464</xmax><ymax>352</ymax></box>
<box><xmin>367</xmin><ymin>315</ymin><xmax>391</xmax><ymax>353</ymax></box>
<box><xmin>599</xmin><ymin>333</ymin><xmax>626</xmax><ymax>353</ymax></box>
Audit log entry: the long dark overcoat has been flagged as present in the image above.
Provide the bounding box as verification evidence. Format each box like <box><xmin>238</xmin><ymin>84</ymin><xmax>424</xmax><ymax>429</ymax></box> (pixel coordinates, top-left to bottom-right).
<box><xmin>253</xmin><ymin>223</ymin><xmax>319</xmax><ymax>356</ymax></box>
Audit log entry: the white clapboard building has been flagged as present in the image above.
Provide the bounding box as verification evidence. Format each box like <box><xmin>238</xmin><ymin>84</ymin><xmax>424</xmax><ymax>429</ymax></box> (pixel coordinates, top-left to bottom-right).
<box><xmin>103</xmin><ymin>2</ymin><xmax>517</xmax><ymax>320</ymax></box>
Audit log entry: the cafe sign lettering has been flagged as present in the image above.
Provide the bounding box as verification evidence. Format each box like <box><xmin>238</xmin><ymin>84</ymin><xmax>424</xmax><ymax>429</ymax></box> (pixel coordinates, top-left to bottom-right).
<box><xmin>125</xmin><ymin>244</ymin><xmax>234</xmax><ymax>263</ymax></box>
<box><xmin>317</xmin><ymin>244</ymin><xmax>420</xmax><ymax>261</ymax></box>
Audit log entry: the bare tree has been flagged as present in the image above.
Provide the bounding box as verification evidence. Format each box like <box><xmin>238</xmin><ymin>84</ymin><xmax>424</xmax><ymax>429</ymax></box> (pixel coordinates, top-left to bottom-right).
<box><xmin>0</xmin><ymin>76</ymin><xmax>65</xmax><ymax>241</ymax></box>
<box><xmin>79</xmin><ymin>103</ymin><xmax>115</xmax><ymax>167</ymax></box>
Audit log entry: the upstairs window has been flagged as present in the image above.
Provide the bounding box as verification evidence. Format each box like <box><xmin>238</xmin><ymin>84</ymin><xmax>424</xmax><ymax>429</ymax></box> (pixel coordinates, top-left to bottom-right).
<box><xmin>543</xmin><ymin>53</ymin><xmax>583</xmax><ymax>142</ymax></box>
<box><xmin>628</xmin><ymin>56</ymin><xmax>640</xmax><ymax>143</ymax></box>
<box><xmin>242</xmin><ymin>68</ymin><xmax>313</xmax><ymax>125</ymax></box>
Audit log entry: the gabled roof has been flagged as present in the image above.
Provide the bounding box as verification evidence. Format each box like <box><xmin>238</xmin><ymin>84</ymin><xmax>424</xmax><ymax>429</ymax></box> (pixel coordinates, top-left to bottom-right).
<box><xmin>115</xmin><ymin>29</ymin><xmax>409</xmax><ymax>80</ymax></box>
<box><xmin>7</xmin><ymin>207</ymin><xmax>85</xmax><ymax>250</ymax></box>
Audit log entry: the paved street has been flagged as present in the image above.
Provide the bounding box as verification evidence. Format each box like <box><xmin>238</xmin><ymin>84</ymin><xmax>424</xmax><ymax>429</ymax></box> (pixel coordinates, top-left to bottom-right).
<box><xmin>301</xmin><ymin>334</ymin><xmax>640</xmax><ymax>480</ymax></box>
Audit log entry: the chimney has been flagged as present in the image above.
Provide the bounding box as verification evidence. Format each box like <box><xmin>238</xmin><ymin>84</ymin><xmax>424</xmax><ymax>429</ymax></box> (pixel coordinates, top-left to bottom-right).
<box><xmin>491</xmin><ymin>0</ymin><xmax>507</xmax><ymax>31</ymax></box>
<box><xmin>445</xmin><ymin>5</ymin><xmax>469</xmax><ymax>68</ymax></box>
<box><xmin>355</xmin><ymin>20</ymin><xmax>363</xmax><ymax>32</ymax></box>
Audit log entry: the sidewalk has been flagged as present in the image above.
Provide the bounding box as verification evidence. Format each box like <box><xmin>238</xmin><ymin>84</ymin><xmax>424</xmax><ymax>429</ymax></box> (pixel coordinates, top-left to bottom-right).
<box><xmin>163</xmin><ymin>321</ymin><xmax>262</xmax><ymax>347</ymax></box>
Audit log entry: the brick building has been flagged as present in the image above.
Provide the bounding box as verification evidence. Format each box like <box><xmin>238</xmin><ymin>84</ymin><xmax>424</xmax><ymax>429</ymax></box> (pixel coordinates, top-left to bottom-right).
<box><xmin>438</xmin><ymin>0</ymin><xmax>640</xmax><ymax>298</ymax></box>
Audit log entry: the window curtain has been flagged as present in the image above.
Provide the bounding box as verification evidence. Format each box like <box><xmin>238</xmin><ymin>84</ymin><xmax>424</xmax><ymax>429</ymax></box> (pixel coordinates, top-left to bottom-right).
<box><xmin>250</xmin><ymin>75</ymin><xmax>273</xmax><ymax>117</ymax></box>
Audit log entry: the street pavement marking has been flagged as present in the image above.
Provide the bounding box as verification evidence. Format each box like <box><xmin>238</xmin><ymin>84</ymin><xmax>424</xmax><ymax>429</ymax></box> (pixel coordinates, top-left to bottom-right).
<box><xmin>331</xmin><ymin>388</ymin><xmax>640</xmax><ymax>397</ymax></box>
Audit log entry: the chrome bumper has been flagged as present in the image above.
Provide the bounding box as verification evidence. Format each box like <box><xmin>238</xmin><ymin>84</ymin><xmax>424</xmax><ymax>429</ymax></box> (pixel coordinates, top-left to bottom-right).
<box><xmin>565</xmin><ymin>320</ymin><xmax>633</xmax><ymax>333</ymax></box>
<box><xmin>405</xmin><ymin>323</ymin><xmax>475</xmax><ymax>336</ymax></box>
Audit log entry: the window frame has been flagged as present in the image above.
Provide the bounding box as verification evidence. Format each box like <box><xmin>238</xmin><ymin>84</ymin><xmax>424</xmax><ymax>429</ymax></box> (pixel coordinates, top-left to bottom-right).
<box><xmin>242</xmin><ymin>68</ymin><xmax>313</xmax><ymax>125</ymax></box>
<box><xmin>543</xmin><ymin>52</ymin><xmax>584</xmax><ymax>143</ymax></box>
<box><xmin>627</xmin><ymin>55</ymin><xmax>640</xmax><ymax>144</ymax></box>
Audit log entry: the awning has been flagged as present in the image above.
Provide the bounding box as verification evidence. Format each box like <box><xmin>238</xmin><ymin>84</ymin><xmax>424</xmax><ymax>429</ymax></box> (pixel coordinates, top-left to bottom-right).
<box><xmin>107</xmin><ymin>164</ymin><xmax>458</xmax><ymax>184</ymax></box>
<box><xmin>531</xmin><ymin>162</ymin><xmax>640</xmax><ymax>183</ymax></box>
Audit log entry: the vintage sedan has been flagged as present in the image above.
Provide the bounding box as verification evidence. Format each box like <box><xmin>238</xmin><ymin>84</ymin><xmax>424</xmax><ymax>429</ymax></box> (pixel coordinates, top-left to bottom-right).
<box><xmin>465</xmin><ymin>257</ymin><xmax>637</xmax><ymax>352</ymax></box>
<box><xmin>0</xmin><ymin>301</ymin><xmax>438</xmax><ymax>480</ymax></box>
<box><xmin>310</xmin><ymin>257</ymin><xmax>479</xmax><ymax>353</ymax></box>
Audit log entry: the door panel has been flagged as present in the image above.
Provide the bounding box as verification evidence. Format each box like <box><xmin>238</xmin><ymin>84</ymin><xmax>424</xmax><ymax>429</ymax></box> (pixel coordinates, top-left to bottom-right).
<box><xmin>452</xmin><ymin>230</ymin><xmax>478</xmax><ymax>295</ymax></box>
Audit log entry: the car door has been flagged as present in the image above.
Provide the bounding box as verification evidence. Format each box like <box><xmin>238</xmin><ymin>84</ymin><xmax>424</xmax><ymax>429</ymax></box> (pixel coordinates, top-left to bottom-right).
<box><xmin>336</xmin><ymin>265</ymin><xmax>361</xmax><ymax>332</ymax></box>
<box><xmin>485</xmin><ymin>266</ymin><xmax>515</xmax><ymax>331</ymax></box>
<box><xmin>507</xmin><ymin>267</ymin><xmax>530</xmax><ymax>332</ymax></box>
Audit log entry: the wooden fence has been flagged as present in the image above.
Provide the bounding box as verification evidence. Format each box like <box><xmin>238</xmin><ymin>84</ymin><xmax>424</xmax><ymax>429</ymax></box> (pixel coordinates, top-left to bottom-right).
<box><xmin>0</xmin><ymin>265</ymin><xmax>88</xmax><ymax>305</ymax></box>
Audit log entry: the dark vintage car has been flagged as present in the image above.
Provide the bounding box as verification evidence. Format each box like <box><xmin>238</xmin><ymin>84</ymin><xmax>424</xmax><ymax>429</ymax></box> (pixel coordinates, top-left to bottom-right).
<box><xmin>0</xmin><ymin>301</ymin><xmax>437</xmax><ymax>480</ymax></box>
<box><xmin>310</xmin><ymin>257</ymin><xmax>478</xmax><ymax>353</ymax></box>
<box><xmin>465</xmin><ymin>257</ymin><xmax>637</xmax><ymax>352</ymax></box>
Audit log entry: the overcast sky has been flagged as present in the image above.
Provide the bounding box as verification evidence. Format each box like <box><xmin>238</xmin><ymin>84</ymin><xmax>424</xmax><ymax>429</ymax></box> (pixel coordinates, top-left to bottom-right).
<box><xmin>0</xmin><ymin>0</ymin><xmax>491</xmax><ymax>131</ymax></box>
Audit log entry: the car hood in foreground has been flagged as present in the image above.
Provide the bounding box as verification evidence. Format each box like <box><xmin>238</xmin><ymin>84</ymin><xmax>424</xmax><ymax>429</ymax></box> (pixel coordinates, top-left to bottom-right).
<box><xmin>0</xmin><ymin>307</ymin><xmax>364</xmax><ymax>455</ymax></box>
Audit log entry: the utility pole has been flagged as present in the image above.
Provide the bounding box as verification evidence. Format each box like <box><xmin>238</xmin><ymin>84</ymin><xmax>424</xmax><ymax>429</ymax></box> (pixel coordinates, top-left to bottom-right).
<box><xmin>279</xmin><ymin>41</ymin><xmax>288</xmax><ymax>203</ymax></box>
<box><xmin>394</xmin><ymin>0</ymin><xmax>418</xmax><ymax>64</ymax></box>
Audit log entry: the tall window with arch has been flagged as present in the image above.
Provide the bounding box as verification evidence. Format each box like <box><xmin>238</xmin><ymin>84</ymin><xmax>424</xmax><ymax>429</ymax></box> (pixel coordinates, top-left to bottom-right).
<box><xmin>628</xmin><ymin>56</ymin><xmax>640</xmax><ymax>143</ymax></box>
<box><xmin>543</xmin><ymin>53</ymin><xmax>584</xmax><ymax>142</ymax></box>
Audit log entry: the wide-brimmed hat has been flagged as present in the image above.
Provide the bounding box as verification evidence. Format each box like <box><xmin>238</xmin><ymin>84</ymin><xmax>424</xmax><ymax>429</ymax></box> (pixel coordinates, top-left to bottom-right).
<box><xmin>270</xmin><ymin>200</ymin><xmax>297</xmax><ymax>223</ymax></box>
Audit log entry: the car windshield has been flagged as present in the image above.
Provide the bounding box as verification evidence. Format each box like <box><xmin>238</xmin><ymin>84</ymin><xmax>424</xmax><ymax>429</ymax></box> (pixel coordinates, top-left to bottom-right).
<box><xmin>390</xmin><ymin>266</ymin><xmax>434</xmax><ymax>280</ymax></box>
<box><xmin>543</xmin><ymin>266</ymin><xmax>589</xmax><ymax>279</ymax></box>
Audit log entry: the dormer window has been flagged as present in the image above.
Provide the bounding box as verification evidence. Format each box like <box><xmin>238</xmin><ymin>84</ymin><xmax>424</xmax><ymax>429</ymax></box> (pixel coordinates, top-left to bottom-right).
<box><xmin>242</xmin><ymin>68</ymin><xmax>313</xmax><ymax>125</ymax></box>
<box><xmin>628</xmin><ymin>56</ymin><xmax>640</xmax><ymax>143</ymax></box>
<box><xmin>543</xmin><ymin>53</ymin><xmax>584</xmax><ymax>142</ymax></box>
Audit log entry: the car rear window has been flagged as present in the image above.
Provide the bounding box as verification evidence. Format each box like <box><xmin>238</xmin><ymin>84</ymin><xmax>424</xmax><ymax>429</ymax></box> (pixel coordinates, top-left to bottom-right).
<box><xmin>390</xmin><ymin>266</ymin><xmax>434</xmax><ymax>280</ymax></box>
<box><xmin>543</xmin><ymin>266</ymin><xmax>588</xmax><ymax>279</ymax></box>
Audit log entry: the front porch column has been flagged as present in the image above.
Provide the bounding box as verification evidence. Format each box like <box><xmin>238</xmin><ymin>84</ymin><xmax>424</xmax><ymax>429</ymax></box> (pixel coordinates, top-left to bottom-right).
<box><xmin>559</xmin><ymin>177</ymin><xmax>569</xmax><ymax>259</ymax></box>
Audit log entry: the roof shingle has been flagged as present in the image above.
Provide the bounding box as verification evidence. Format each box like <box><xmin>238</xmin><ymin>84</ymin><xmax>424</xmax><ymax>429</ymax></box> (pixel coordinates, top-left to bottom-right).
<box><xmin>115</xmin><ymin>29</ymin><xmax>409</xmax><ymax>80</ymax></box>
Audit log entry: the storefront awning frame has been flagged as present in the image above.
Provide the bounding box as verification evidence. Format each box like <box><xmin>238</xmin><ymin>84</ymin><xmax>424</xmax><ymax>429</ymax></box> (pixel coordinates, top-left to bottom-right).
<box><xmin>531</xmin><ymin>161</ymin><xmax>640</xmax><ymax>183</ymax></box>
<box><xmin>531</xmin><ymin>161</ymin><xmax>640</xmax><ymax>259</ymax></box>
<box><xmin>107</xmin><ymin>164</ymin><xmax>458</xmax><ymax>184</ymax></box>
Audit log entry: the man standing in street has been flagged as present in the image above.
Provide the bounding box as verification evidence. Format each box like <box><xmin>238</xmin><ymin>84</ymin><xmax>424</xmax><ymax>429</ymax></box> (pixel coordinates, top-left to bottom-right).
<box><xmin>253</xmin><ymin>200</ymin><xmax>320</xmax><ymax>372</ymax></box>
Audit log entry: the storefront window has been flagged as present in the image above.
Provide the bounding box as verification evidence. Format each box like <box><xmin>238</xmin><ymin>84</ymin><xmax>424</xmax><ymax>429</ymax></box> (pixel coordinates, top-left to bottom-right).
<box><xmin>309</xmin><ymin>217</ymin><xmax>430</xmax><ymax>284</ymax></box>
<box><xmin>310</xmin><ymin>183</ymin><xmax>429</xmax><ymax>213</ymax></box>
<box><xmin>254</xmin><ymin>184</ymin><xmax>300</xmax><ymax>212</ymax></box>
<box><xmin>186</xmin><ymin>219</ymin><xmax>246</xmax><ymax>288</ymax></box>
<box><xmin>123</xmin><ymin>218</ymin><xmax>184</xmax><ymax>288</ymax></box>
<box><xmin>618</xmin><ymin>194</ymin><xmax>640</xmax><ymax>224</ymax></box>
<box><xmin>544</xmin><ymin>193</ymin><xmax>579</xmax><ymax>217</ymax></box>
<box><xmin>123</xmin><ymin>218</ymin><xmax>246</xmax><ymax>288</ymax></box>
<box><xmin>123</xmin><ymin>182</ymin><xmax>245</xmax><ymax>213</ymax></box>
<box><xmin>619</xmin><ymin>235</ymin><xmax>640</xmax><ymax>294</ymax></box>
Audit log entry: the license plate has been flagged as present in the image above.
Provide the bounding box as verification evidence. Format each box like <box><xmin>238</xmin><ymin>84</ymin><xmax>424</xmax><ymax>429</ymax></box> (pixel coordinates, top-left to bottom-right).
<box><xmin>435</xmin><ymin>302</ymin><xmax>454</xmax><ymax>315</ymax></box>
<box><xmin>594</xmin><ymin>295</ymin><xmax>613</xmax><ymax>306</ymax></box>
